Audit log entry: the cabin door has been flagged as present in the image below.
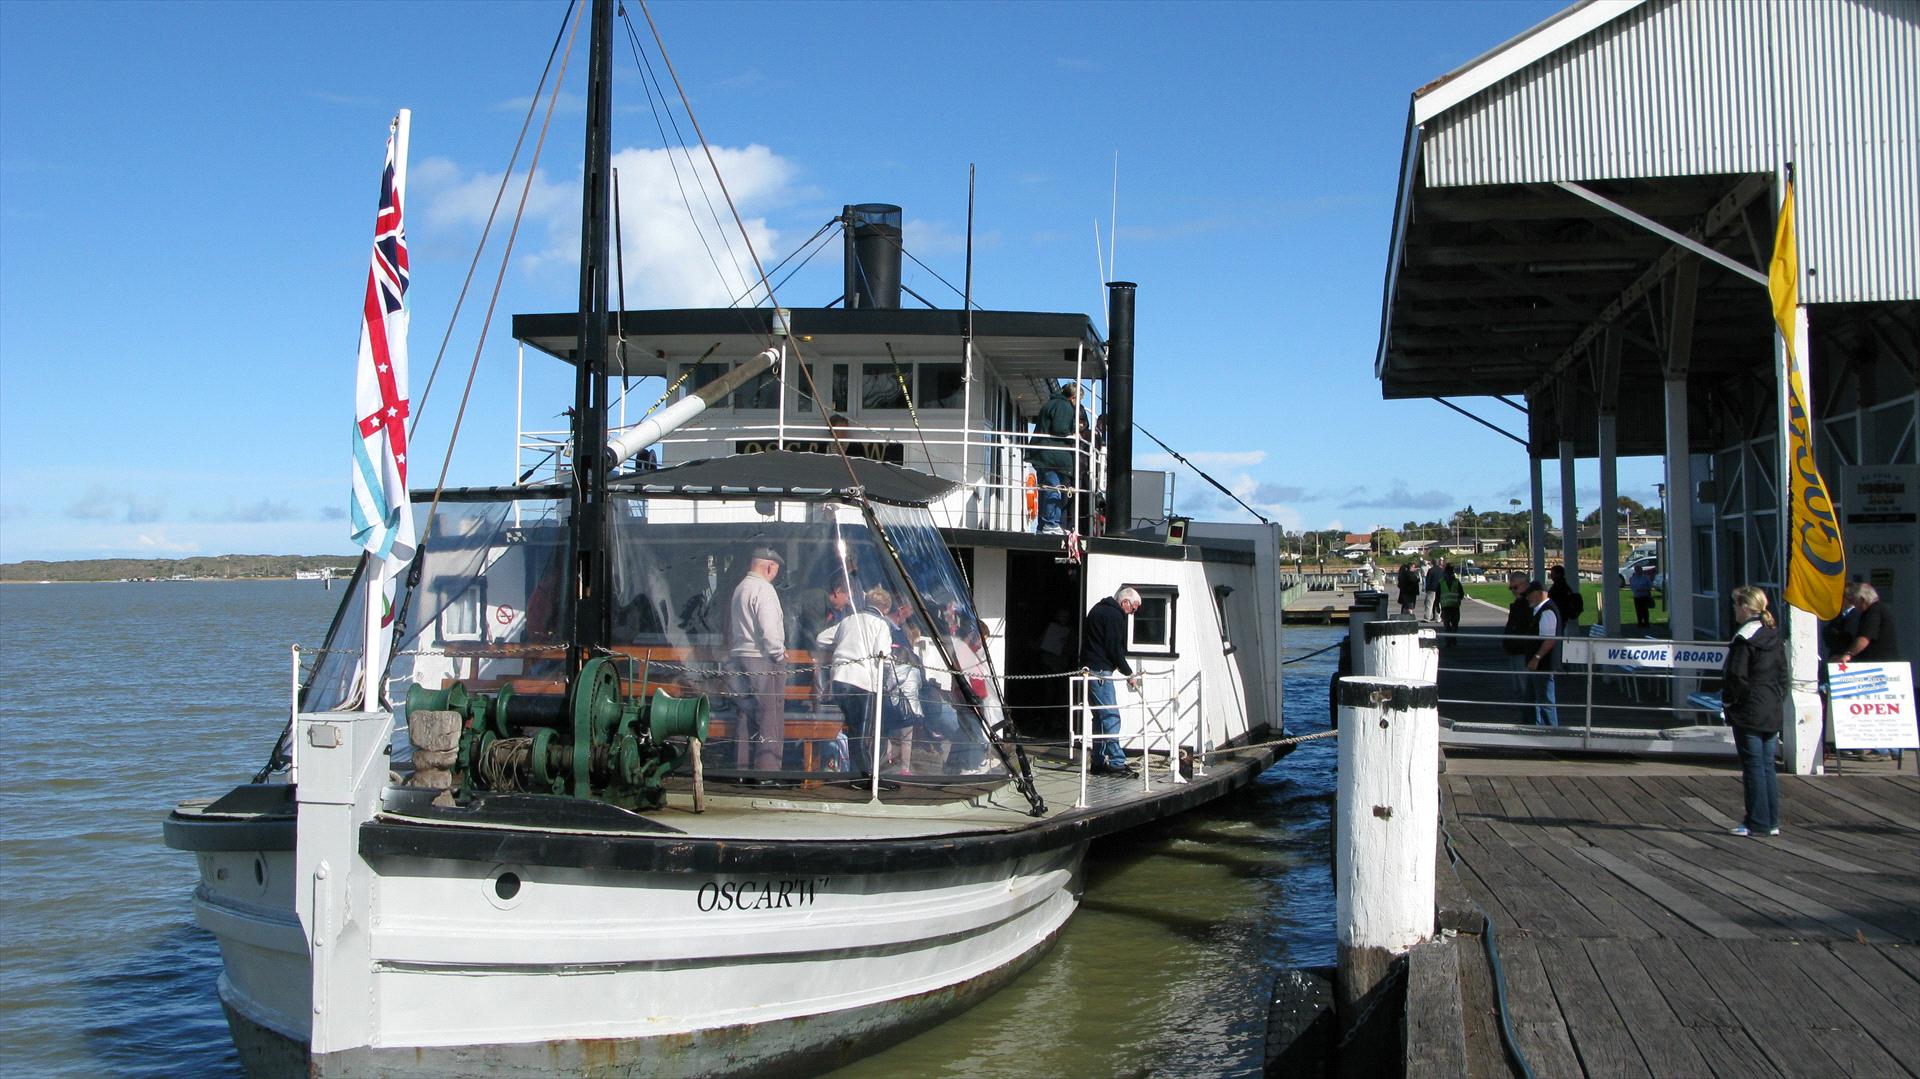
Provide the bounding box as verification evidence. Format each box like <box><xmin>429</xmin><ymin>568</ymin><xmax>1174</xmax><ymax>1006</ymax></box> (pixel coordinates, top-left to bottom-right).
<box><xmin>1002</xmin><ymin>550</ymin><xmax>1082</xmax><ymax>739</ymax></box>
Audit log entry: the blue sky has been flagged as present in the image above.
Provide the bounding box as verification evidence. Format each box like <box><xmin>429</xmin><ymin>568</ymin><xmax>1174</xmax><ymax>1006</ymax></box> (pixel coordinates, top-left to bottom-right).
<box><xmin>0</xmin><ymin>0</ymin><xmax>1662</xmax><ymax>562</ymax></box>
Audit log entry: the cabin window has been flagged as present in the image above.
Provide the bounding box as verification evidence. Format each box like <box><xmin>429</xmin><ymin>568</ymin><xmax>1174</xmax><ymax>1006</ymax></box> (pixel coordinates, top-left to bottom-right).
<box><xmin>440</xmin><ymin>585</ymin><xmax>484</xmax><ymax>642</ymax></box>
<box><xmin>795</xmin><ymin>363</ymin><xmax>850</xmax><ymax>414</ymax></box>
<box><xmin>730</xmin><ymin>362</ymin><xmax>780</xmax><ymax>410</ymax></box>
<box><xmin>1126</xmin><ymin>584</ymin><xmax>1178</xmax><ymax>657</ymax></box>
<box><xmin>917</xmin><ymin>363</ymin><xmax>965</xmax><ymax>409</ymax></box>
<box><xmin>830</xmin><ymin>364</ymin><xmax>850</xmax><ymax>413</ymax></box>
<box><xmin>688</xmin><ymin>362</ymin><xmax>726</xmax><ymax>398</ymax></box>
<box><xmin>862</xmin><ymin>364</ymin><xmax>909</xmax><ymax>410</ymax></box>
<box><xmin>1212</xmin><ymin>584</ymin><xmax>1236</xmax><ymax>655</ymax></box>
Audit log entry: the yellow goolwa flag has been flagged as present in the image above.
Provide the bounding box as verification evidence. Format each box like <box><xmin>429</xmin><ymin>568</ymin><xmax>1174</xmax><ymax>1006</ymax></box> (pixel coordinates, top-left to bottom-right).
<box><xmin>1771</xmin><ymin>180</ymin><xmax>1846</xmax><ymax>620</ymax></box>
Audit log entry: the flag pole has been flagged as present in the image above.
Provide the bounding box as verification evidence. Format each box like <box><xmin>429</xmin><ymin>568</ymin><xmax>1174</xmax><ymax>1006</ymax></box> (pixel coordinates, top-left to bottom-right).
<box><xmin>354</xmin><ymin>108</ymin><xmax>416</xmax><ymax>709</ymax></box>
<box><xmin>1771</xmin><ymin>163</ymin><xmax>1841</xmax><ymax>774</ymax></box>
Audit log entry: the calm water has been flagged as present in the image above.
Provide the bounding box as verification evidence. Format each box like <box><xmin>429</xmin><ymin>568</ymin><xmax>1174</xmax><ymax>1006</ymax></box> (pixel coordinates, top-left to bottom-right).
<box><xmin>0</xmin><ymin>581</ymin><xmax>1338</xmax><ymax>1077</ymax></box>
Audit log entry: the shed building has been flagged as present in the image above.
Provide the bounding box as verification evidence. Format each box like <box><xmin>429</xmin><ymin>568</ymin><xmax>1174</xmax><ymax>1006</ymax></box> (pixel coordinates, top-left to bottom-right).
<box><xmin>1375</xmin><ymin>0</ymin><xmax>1918</xmax><ymax>772</ymax></box>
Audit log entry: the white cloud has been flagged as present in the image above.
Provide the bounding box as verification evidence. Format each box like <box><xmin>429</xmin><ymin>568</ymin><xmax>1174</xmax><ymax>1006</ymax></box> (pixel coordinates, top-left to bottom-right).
<box><xmin>607</xmin><ymin>144</ymin><xmax>796</xmax><ymax>307</ymax></box>
<box><xmin>904</xmin><ymin>217</ymin><xmax>998</xmax><ymax>259</ymax></box>
<box><xmin>132</xmin><ymin>530</ymin><xmax>199</xmax><ymax>553</ymax></box>
<box><xmin>65</xmin><ymin>487</ymin><xmax>165</xmax><ymax>523</ymax></box>
<box><xmin>414</xmin><ymin>144</ymin><xmax>802</xmax><ymax>308</ymax></box>
<box><xmin>1138</xmin><ymin>449</ymin><xmax>1267</xmax><ymax>472</ymax></box>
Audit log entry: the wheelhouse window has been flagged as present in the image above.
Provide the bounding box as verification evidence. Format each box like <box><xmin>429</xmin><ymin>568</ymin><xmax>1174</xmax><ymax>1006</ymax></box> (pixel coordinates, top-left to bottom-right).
<box><xmin>917</xmin><ymin>363</ymin><xmax>965</xmax><ymax>409</ymax></box>
<box><xmin>796</xmin><ymin>362</ymin><xmax>850</xmax><ymax>414</ymax></box>
<box><xmin>1127</xmin><ymin>584</ymin><xmax>1178</xmax><ymax>656</ymax></box>
<box><xmin>730</xmin><ymin>362</ymin><xmax>779</xmax><ymax>410</ymax></box>
<box><xmin>689</xmin><ymin>362</ymin><xmax>726</xmax><ymax>400</ymax></box>
<box><xmin>862</xmin><ymin>365</ymin><xmax>909</xmax><ymax>409</ymax></box>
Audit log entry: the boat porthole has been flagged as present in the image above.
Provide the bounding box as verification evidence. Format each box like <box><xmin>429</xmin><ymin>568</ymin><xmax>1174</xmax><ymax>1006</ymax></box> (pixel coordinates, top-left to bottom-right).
<box><xmin>485</xmin><ymin>865</ymin><xmax>526</xmax><ymax>910</ymax></box>
<box><xmin>253</xmin><ymin>857</ymin><xmax>266</xmax><ymax>887</ymax></box>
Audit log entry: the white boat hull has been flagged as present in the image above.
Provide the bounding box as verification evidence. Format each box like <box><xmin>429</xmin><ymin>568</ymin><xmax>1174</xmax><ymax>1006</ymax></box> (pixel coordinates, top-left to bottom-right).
<box><xmin>195</xmin><ymin>840</ymin><xmax>1082</xmax><ymax>1077</ymax></box>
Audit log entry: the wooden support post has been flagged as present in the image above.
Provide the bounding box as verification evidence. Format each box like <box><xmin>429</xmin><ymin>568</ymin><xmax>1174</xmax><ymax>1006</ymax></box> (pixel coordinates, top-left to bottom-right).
<box><xmin>1335</xmin><ymin>676</ymin><xmax>1440</xmax><ymax>1026</ymax></box>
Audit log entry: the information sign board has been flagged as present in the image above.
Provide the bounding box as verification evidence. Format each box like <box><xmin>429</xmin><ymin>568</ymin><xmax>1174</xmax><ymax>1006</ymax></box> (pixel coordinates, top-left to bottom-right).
<box><xmin>1827</xmin><ymin>661</ymin><xmax>1918</xmax><ymax>750</ymax></box>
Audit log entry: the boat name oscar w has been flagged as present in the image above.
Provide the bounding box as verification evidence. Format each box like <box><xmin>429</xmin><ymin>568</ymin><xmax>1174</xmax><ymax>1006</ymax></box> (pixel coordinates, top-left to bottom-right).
<box><xmin>696</xmin><ymin>877</ymin><xmax>830</xmax><ymax>913</ymax></box>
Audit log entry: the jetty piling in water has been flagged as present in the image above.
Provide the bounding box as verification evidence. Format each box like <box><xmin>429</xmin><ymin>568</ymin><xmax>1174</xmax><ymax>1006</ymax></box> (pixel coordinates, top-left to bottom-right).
<box><xmin>1333</xmin><ymin>674</ymin><xmax>1440</xmax><ymax>1027</ymax></box>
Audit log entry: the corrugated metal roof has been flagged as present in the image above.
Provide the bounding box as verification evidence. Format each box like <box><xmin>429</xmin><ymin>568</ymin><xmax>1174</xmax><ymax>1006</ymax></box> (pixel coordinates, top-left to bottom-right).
<box><xmin>1416</xmin><ymin>0</ymin><xmax>1919</xmax><ymax>304</ymax></box>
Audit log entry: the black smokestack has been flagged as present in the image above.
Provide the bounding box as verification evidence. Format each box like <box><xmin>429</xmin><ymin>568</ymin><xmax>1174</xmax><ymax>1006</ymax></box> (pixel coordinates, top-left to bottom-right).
<box><xmin>843</xmin><ymin>203</ymin><xmax>902</xmax><ymax>309</ymax></box>
<box><xmin>1105</xmin><ymin>281</ymin><xmax>1136</xmax><ymax>533</ymax></box>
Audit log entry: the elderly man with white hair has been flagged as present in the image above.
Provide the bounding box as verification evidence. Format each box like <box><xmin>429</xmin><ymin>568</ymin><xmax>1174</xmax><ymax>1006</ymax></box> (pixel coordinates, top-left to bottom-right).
<box><xmin>1080</xmin><ymin>585</ymin><xmax>1143</xmax><ymax>776</ymax></box>
<box><xmin>1833</xmin><ymin>581</ymin><xmax>1902</xmax><ymax>762</ymax></box>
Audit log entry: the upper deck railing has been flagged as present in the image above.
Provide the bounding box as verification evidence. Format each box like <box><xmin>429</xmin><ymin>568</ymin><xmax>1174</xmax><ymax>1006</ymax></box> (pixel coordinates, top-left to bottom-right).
<box><xmin>518</xmin><ymin>416</ymin><xmax>1112</xmax><ymax>535</ymax></box>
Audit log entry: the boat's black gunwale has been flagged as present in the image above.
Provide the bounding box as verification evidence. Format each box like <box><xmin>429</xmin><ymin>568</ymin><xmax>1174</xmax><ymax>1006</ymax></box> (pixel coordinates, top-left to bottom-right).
<box><xmin>164</xmin><ymin>812</ymin><xmax>296</xmax><ymax>852</ymax></box>
<box><xmin>356</xmin><ymin>739</ymin><xmax>1285</xmax><ymax>875</ymax></box>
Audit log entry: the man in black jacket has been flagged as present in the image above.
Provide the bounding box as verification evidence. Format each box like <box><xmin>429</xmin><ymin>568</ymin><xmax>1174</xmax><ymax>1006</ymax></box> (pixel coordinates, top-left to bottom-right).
<box><xmin>1502</xmin><ymin>572</ymin><xmax>1533</xmax><ymax>722</ymax></box>
<box><xmin>1081</xmin><ymin>586</ymin><xmax>1142</xmax><ymax>775</ymax></box>
<box><xmin>1834</xmin><ymin>582</ymin><xmax>1902</xmax><ymax>761</ymax></box>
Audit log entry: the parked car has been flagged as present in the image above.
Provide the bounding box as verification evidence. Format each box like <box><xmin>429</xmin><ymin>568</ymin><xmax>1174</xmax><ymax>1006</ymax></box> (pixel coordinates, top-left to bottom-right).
<box><xmin>1620</xmin><ymin>555</ymin><xmax>1664</xmax><ymax>592</ymax></box>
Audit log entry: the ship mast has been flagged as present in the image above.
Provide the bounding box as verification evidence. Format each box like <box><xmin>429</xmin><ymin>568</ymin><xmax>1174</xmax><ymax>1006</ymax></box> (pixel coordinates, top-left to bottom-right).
<box><xmin>567</xmin><ymin>0</ymin><xmax>615</xmax><ymax>671</ymax></box>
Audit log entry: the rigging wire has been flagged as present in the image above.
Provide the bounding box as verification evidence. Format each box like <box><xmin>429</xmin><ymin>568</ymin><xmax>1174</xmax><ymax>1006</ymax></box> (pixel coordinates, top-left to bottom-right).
<box><xmin>410</xmin><ymin>0</ymin><xmax>578</xmax><ymax>435</ymax></box>
<box><xmin>726</xmin><ymin>216</ymin><xmax>840</xmax><ymax>308</ymax></box>
<box><xmin>634</xmin><ymin>0</ymin><xmax>852</xmax><ymax>485</ymax></box>
<box><xmin>618</xmin><ymin>12</ymin><xmax>755</xmax><ymax>310</ymax></box>
<box><xmin>417</xmin><ymin>3</ymin><xmax>585</xmax><ymax>546</ymax></box>
<box><xmin>1134</xmin><ymin>421</ymin><xmax>1275</xmax><ymax>527</ymax></box>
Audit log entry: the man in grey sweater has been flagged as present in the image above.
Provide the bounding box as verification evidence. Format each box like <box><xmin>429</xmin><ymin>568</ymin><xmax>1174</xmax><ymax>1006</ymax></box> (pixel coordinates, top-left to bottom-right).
<box><xmin>727</xmin><ymin>547</ymin><xmax>786</xmax><ymax>772</ymax></box>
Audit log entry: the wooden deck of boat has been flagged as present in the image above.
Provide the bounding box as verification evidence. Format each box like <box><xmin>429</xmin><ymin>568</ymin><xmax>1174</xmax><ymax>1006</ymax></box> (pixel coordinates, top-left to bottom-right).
<box><xmin>639</xmin><ymin>746</ymin><xmax>1252</xmax><ymax>840</ymax></box>
<box><xmin>1413</xmin><ymin>758</ymin><xmax>1920</xmax><ymax>1077</ymax></box>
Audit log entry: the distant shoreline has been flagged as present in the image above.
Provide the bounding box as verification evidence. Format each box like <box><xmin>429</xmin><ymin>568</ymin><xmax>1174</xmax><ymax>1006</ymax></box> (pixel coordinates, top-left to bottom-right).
<box><xmin>0</xmin><ymin>576</ymin><xmax>322</xmax><ymax>584</ymax></box>
<box><xmin>0</xmin><ymin>555</ymin><xmax>360</xmax><ymax>584</ymax></box>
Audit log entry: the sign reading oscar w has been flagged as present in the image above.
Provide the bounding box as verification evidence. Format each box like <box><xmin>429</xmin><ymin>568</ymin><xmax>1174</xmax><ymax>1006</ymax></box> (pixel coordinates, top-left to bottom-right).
<box><xmin>1827</xmin><ymin>662</ymin><xmax>1919</xmax><ymax>751</ymax></box>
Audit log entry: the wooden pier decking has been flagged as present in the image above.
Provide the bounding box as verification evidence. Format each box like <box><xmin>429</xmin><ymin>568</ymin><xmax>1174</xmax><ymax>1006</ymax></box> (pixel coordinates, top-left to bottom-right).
<box><xmin>1418</xmin><ymin>759</ymin><xmax>1920</xmax><ymax>1077</ymax></box>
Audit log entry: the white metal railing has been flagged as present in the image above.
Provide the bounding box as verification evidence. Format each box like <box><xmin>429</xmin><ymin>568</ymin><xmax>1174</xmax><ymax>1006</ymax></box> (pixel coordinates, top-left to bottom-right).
<box><xmin>519</xmin><ymin>417</ymin><xmax>1108</xmax><ymax>535</ymax></box>
<box><xmin>1067</xmin><ymin>668</ymin><xmax>1200</xmax><ymax>806</ymax></box>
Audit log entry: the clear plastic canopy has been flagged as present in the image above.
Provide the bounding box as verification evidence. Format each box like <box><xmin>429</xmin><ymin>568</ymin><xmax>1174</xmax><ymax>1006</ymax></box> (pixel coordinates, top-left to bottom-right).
<box><xmin>321</xmin><ymin>491</ymin><xmax>1008</xmax><ymax>791</ymax></box>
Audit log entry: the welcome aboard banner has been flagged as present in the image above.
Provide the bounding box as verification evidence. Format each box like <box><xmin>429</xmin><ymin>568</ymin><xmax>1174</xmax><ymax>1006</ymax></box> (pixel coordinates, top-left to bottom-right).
<box><xmin>1562</xmin><ymin>640</ymin><xmax>1730</xmax><ymax>670</ymax></box>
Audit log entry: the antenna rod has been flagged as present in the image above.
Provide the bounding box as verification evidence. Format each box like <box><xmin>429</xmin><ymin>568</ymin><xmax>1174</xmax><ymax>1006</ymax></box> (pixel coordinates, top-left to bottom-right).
<box><xmin>567</xmin><ymin>0</ymin><xmax>615</xmax><ymax>671</ymax></box>
<box><xmin>1109</xmin><ymin>150</ymin><xmax>1118</xmax><ymax>280</ymax></box>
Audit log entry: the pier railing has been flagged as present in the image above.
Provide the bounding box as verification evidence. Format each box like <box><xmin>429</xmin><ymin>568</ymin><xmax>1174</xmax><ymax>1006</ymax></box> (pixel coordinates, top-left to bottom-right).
<box><xmin>1429</xmin><ymin>628</ymin><xmax>1732</xmax><ymax>753</ymax></box>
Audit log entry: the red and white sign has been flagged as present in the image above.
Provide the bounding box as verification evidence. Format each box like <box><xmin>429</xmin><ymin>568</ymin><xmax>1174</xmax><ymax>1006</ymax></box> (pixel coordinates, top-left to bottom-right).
<box><xmin>1827</xmin><ymin>661</ymin><xmax>1918</xmax><ymax>750</ymax></box>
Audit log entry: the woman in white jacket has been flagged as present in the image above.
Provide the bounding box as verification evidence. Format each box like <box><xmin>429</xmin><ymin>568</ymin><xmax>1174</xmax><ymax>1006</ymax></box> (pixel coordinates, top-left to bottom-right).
<box><xmin>817</xmin><ymin>586</ymin><xmax>897</xmax><ymax>776</ymax></box>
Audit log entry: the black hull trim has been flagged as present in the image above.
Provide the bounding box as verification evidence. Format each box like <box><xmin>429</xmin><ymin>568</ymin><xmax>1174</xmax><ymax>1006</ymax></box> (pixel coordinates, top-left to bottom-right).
<box><xmin>358</xmin><ymin>735</ymin><xmax>1288</xmax><ymax>876</ymax></box>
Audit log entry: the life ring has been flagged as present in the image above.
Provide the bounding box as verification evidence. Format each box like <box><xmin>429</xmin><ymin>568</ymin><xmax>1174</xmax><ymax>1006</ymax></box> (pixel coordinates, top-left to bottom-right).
<box><xmin>1025</xmin><ymin>472</ymin><xmax>1038</xmax><ymax>521</ymax></box>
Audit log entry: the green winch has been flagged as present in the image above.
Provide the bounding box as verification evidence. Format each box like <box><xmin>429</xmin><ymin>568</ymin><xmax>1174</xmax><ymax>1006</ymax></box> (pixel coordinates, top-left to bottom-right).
<box><xmin>405</xmin><ymin>656</ymin><xmax>709</xmax><ymax>809</ymax></box>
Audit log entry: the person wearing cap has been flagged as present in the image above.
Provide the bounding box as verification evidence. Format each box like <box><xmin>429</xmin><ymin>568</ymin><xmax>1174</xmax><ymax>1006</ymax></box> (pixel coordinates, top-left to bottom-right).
<box><xmin>726</xmin><ymin>547</ymin><xmax>787</xmax><ymax>772</ymax></box>
<box><xmin>1523</xmin><ymin>580</ymin><xmax>1561</xmax><ymax>726</ymax></box>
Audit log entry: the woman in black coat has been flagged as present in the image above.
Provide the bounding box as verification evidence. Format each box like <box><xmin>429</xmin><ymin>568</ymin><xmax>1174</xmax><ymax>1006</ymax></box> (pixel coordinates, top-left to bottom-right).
<box><xmin>1396</xmin><ymin>563</ymin><xmax>1418</xmax><ymax>615</ymax></box>
<box><xmin>1722</xmin><ymin>584</ymin><xmax>1787</xmax><ymax>837</ymax></box>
